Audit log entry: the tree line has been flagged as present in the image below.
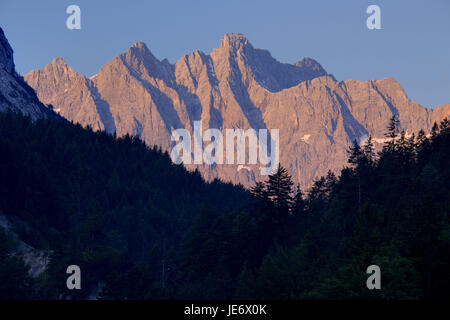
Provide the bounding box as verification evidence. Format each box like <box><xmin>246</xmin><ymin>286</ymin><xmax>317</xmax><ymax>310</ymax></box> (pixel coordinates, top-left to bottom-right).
<box><xmin>0</xmin><ymin>111</ymin><xmax>449</xmax><ymax>299</ymax></box>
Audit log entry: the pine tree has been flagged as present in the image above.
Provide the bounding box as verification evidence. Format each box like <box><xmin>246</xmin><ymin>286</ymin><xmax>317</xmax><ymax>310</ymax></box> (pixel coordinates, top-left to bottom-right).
<box><xmin>348</xmin><ymin>140</ymin><xmax>365</xmax><ymax>208</ymax></box>
<box><xmin>416</xmin><ymin>129</ymin><xmax>431</xmax><ymax>166</ymax></box>
<box><xmin>416</xmin><ymin>129</ymin><xmax>428</xmax><ymax>153</ymax></box>
<box><xmin>407</xmin><ymin>133</ymin><xmax>416</xmax><ymax>162</ymax></box>
<box><xmin>293</xmin><ymin>185</ymin><xmax>306</xmax><ymax>215</ymax></box>
<box><xmin>348</xmin><ymin>139</ymin><xmax>364</xmax><ymax>167</ymax></box>
<box><xmin>398</xmin><ymin>129</ymin><xmax>409</xmax><ymax>166</ymax></box>
<box><xmin>363</xmin><ymin>136</ymin><xmax>375</xmax><ymax>166</ymax></box>
<box><xmin>266</xmin><ymin>166</ymin><xmax>294</xmax><ymax>220</ymax></box>
<box><xmin>439</xmin><ymin>117</ymin><xmax>450</xmax><ymax>134</ymax></box>
<box><xmin>383</xmin><ymin>115</ymin><xmax>400</xmax><ymax>153</ymax></box>
<box><xmin>324</xmin><ymin>170</ymin><xmax>337</xmax><ymax>192</ymax></box>
<box><xmin>386</xmin><ymin>115</ymin><xmax>400</xmax><ymax>139</ymax></box>
<box><xmin>417</xmin><ymin>129</ymin><xmax>426</xmax><ymax>144</ymax></box>
<box><xmin>250</xmin><ymin>181</ymin><xmax>268</xmax><ymax>203</ymax></box>
<box><xmin>431</xmin><ymin>122</ymin><xmax>439</xmax><ymax>139</ymax></box>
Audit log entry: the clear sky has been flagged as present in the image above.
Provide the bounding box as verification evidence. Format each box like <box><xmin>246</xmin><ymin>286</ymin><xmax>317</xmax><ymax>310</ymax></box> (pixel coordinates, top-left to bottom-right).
<box><xmin>0</xmin><ymin>0</ymin><xmax>449</xmax><ymax>108</ymax></box>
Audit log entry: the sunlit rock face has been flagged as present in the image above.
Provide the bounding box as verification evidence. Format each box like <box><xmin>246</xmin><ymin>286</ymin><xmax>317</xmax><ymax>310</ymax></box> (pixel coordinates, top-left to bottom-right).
<box><xmin>25</xmin><ymin>33</ymin><xmax>450</xmax><ymax>189</ymax></box>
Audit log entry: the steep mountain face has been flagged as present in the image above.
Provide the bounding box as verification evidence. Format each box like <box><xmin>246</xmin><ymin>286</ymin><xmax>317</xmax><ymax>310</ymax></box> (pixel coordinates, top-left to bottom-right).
<box><xmin>24</xmin><ymin>33</ymin><xmax>450</xmax><ymax>188</ymax></box>
<box><xmin>0</xmin><ymin>28</ymin><xmax>51</xmax><ymax>120</ymax></box>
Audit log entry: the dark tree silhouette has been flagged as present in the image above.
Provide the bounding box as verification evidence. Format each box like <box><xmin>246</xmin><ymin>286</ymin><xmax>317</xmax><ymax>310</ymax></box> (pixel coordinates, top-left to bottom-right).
<box><xmin>266</xmin><ymin>166</ymin><xmax>294</xmax><ymax>220</ymax></box>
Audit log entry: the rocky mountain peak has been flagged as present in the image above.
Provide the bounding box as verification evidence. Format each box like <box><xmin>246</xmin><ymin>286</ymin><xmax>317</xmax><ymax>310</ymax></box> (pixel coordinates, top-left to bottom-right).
<box><xmin>118</xmin><ymin>41</ymin><xmax>175</xmax><ymax>82</ymax></box>
<box><xmin>213</xmin><ymin>34</ymin><xmax>329</xmax><ymax>92</ymax></box>
<box><xmin>220</xmin><ymin>33</ymin><xmax>252</xmax><ymax>51</ymax></box>
<box><xmin>124</xmin><ymin>41</ymin><xmax>156</xmax><ymax>63</ymax></box>
<box><xmin>24</xmin><ymin>57</ymin><xmax>81</xmax><ymax>88</ymax></box>
<box><xmin>0</xmin><ymin>27</ymin><xmax>15</xmax><ymax>74</ymax></box>
<box><xmin>127</xmin><ymin>41</ymin><xmax>156</xmax><ymax>60</ymax></box>
<box><xmin>46</xmin><ymin>57</ymin><xmax>76</xmax><ymax>76</ymax></box>
<box><xmin>22</xmin><ymin>33</ymin><xmax>450</xmax><ymax>189</ymax></box>
<box><xmin>51</xmin><ymin>57</ymin><xmax>69</xmax><ymax>67</ymax></box>
<box><xmin>0</xmin><ymin>27</ymin><xmax>54</xmax><ymax>120</ymax></box>
<box><xmin>294</xmin><ymin>57</ymin><xmax>327</xmax><ymax>77</ymax></box>
<box><xmin>130</xmin><ymin>41</ymin><xmax>148</xmax><ymax>50</ymax></box>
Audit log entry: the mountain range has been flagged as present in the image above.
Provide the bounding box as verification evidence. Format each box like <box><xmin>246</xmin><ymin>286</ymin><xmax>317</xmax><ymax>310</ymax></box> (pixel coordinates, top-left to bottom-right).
<box><xmin>18</xmin><ymin>33</ymin><xmax>450</xmax><ymax>188</ymax></box>
<box><xmin>1</xmin><ymin>26</ymin><xmax>450</xmax><ymax>301</ymax></box>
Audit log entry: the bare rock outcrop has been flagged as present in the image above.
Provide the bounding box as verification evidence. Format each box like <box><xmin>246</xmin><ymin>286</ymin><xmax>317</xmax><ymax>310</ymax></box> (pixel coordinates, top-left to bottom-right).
<box><xmin>0</xmin><ymin>27</ymin><xmax>52</xmax><ymax>120</ymax></box>
<box><xmin>24</xmin><ymin>33</ymin><xmax>450</xmax><ymax>188</ymax></box>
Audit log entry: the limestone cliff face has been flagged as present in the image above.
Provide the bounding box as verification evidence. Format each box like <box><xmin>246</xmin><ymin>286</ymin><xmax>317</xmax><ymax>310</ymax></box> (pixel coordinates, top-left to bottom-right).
<box><xmin>24</xmin><ymin>33</ymin><xmax>450</xmax><ymax>189</ymax></box>
<box><xmin>25</xmin><ymin>57</ymin><xmax>101</xmax><ymax>126</ymax></box>
<box><xmin>0</xmin><ymin>27</ymin><xmax>50</xmax><ymax>120</ymax></box>
<box><xmin>432</xmin><ymin>103</ymin><xmax>450</xmax><ymax>126</ymax></box>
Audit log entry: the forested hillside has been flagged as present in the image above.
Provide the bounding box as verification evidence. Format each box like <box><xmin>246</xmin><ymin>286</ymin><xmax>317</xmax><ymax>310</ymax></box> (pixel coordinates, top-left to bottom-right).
<box><xmin>0</xmin><ymin>111</ymin><xmax>248</xmax><ymax>299</ymax></box>
<box><xmin>166</xmin><ymin>116</ymin><xmax>450</xmax><ymax>300</ymax></box>
<box><xmin>0</xmin><ymin>112</ymin><xmax>449</xmax><ymax>299</ymax></box>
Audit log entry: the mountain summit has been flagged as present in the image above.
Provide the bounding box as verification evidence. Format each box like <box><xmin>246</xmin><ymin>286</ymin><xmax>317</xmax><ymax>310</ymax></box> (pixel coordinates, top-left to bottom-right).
<box><xmin>220</xmin><ymin>33</ymin><xmax>251</xmax><ymax>50</ymax></box>
<box><xmin>0</xmin><ymin>27</ymin><xmax>53</xmax><ymax>119</ymax></box>
<box><xmin>24</xmin><ymin>34</ymin><xmax>450</xmax><ymax>188</ymax></box>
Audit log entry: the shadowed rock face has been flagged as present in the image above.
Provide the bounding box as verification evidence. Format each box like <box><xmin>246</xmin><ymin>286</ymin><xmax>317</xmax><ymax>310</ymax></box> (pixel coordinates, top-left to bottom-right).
<box><xmin>24</xmin><ymin>33</ymin><xmax>450</xmax><ymax>189</ymax></box>
<box><xmin>0</xmin><ymin>28</ymin><xmax>14</xmax><ymax>74</ymax></box>
<box><xmin>0</xmin><ymin>28</ymin><xmax>51</xmax><ymax>120</ymax></box>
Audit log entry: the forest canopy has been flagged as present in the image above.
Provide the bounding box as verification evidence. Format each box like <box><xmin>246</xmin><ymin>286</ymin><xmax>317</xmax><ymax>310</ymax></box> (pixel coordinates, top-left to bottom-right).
<box><xmin>0</xmin><ymin>111</ymin><xmax>449</xmax><ymax>300</ymax></box>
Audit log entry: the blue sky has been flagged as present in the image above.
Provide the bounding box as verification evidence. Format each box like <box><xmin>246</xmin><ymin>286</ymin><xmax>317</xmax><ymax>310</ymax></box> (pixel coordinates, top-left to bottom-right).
<box><xmin>0</xmin><ymin>0</ymin><xmax>449</xmax><ymax>108</ymax></box>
